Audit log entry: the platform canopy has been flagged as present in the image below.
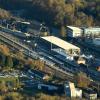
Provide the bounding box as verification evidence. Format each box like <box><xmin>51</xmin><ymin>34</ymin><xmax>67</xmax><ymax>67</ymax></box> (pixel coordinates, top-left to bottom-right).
<box><xmin>41</xmin><ymin>36</ymin><xmax>80</xmax><ymax>51</ymax></box>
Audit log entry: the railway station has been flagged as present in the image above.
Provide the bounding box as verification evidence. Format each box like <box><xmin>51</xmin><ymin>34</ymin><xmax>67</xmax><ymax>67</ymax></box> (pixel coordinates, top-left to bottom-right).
<box><xmin>41</xmin><ymin>36</ymin><xmax>80</xmax><ymax>56</ymax></box>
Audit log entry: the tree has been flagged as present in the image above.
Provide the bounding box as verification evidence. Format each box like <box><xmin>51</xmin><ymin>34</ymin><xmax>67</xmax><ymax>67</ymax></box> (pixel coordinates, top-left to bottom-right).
<box><xmin>0</xmin><ymin>8</ymin><xmax>11</xmax><ymax>19</ymax></box>
<box><xmin>4</xmin><ymin>92</ymin><xmax>23</xmax><ymax>100</ymax></box>
<box><xmin>0</xmin><ymin>45</ymin><xmax>11</xmax><ymax>67</ymax></box>
<box><xmin>33</xmin><ymin>59</ymin><xmax>45</xmax><ymax>70</ymax></box>
<box><xmin>75</xmin><ymin>72</ymin><xmax>90</xmax><ymax>88</ymax></box>
<box><xmin>16</xmin><ymin>50</ymin><xmax>24</xmax><ymax>60</ymax></box>
<box><xmin>60</xmin><ymin>26</ymin><xmax>66</xmax><ymax>37</ymax></box>
<box><xmin>5</xmin><ymin>56</ymin><xmax>13</xmax><ymax>68</ymax></box>
<box><xmin>0</xmin><ymin>0</ymin><xmax>99</xmax><ymax>26</ymax></box>
<box><xmin>87</xmin><ymin>16</ymin><xmax>94</xmax><ymax>26</ymax></box>
<box><xmin>26</xmin><ymin>58</ymin><xmax>35</xmax><ymax>69</ymax></box>
<box><xmin>36</xmin><ymin>93</ymin><xmax>69</xmax><ymax>100</ymax></box>
<box><xmin>0</xmin><ymin>53</ymin><xmax>6</xmax><ymax>67</ymax></box>
<box><xmin>0</xmin><ymin>81</ymin><xmax>8</xmax><ymax>93</ymax></box>
<box><xmin>17</xmin><ymin>60</ymin><xmax>24</xmax><ymax>69</ymax></box>
<box><xmin>0</xmin><ymin>45</ymin><xmax>10</xmax><ymax>56</ymax></box>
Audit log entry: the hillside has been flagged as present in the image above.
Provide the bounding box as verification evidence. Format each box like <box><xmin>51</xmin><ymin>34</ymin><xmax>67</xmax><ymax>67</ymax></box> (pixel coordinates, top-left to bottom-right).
<box><xmin>0</xmin><ymin>0</ymin><xmax>100</xmax><ymax>26</ymax></box>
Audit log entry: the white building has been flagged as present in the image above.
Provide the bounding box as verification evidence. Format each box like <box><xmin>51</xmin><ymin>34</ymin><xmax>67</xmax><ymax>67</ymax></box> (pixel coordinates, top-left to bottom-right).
<box><xmin>66</xmin><ymin>26</ymin><xmax>82</xmax><ymax>38</ymax></box>
<box><xmin>65</xmin><ymin>82</ymin><xmax>82</xmax><ymax>98</ymax></box>
<box><xmin>82</xmin><ymin>27</ymin><xmax>100</xmax><ymax>46</ymax></box>
<box><xmin>75</xmin><ymin>88</ymin><xmax>82</xmax><ymax>98</ymax></box>
<box><xmin>83</xmin><ymin>27</ymin><xmax>100</xmax><ymax>37</ymax></box>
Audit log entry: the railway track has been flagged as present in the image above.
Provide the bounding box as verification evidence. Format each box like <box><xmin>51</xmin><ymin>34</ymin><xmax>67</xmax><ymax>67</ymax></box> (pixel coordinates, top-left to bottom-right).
<box><xmin>0</xmin><ymin>31</ymin><xmax>74</xmax><ymax>81</ymax></box>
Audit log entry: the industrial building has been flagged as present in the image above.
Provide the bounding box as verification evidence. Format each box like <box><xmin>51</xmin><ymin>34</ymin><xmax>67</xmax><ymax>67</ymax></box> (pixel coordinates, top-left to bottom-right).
<box><xmin>41</xmin><ymin>36</ymin><xmax>80</xmax><ymax>56</ymax></box>
<box><xmin>66</xmin><ymin>26</ymin><xmax>82</xmax><ymax>38</ymax></box>
<box><xmin>83</xmin><ymin>88</ymin><xmax>97</xmax><ymax>100</ymax></box>
<box><xmin>38</xmin><ymin>82</ymin><xmax>64</xmax><ymax>94</ymax></box>
<box><xmin>83</xmin><ymin>27</ymin><xmax>100</xmax><ymax>37</ymax></box>
<box><xmin>0</xmin><ymin>25</ymin><xmax>30</xmax><ymax>38</ymax></box>
<box><xmin>66</xmin><ymin>26</ymin><xmax>100</xmax><ymax>46</ymax></box>
<box><xmin>82</xmin><ymin>27</ymin><xmax>100</xmax><ymax>46</ymax></box>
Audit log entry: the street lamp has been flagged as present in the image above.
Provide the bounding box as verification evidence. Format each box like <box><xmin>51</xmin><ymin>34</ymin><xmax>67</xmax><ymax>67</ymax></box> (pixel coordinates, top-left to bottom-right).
<box><xmin>7</xmin><ymin>23</ymin><xmax>9</xmax><ymax>29</ymax></box>
<box><xmin>34</xmin><ymin>43</ymin><xmax>37</xmax><ymax>52</ymax></box>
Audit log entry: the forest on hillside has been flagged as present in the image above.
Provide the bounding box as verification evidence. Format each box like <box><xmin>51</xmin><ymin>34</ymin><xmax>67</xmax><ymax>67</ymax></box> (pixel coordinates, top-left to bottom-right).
<box><xmin>0</xmin><ymin>0</ymin><xmax>100</xmax><ymax>27</ymax></box>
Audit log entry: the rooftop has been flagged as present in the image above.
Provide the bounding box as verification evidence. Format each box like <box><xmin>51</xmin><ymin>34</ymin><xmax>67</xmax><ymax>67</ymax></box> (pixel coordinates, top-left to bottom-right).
<box><xmin>30</xmin><ymin>69</ymin><xmax>46</xmax><ymax>78</ymax></box>
<box><xmin>41</xmin><ymin>36</ymin><xmax>80</xmax><ymax>51</ymax></box>
<box><xmin>67</xmin><ymin>26</ymin><xmax>82</xmax><ymax>31</ymax></box>
<box><xmin>82</xmin><ymin>88</ymin><xmax>97</xmax><ymax>94</ymax></box>
<box><xmin>17</xmin><ymin>21</ymin><xmax>30</xmax><ymax>25</ymax></box>
<box><xmin>84</xmin><ymin>27</ymin><xmax>100</xmax><ymax>30</ymax></box>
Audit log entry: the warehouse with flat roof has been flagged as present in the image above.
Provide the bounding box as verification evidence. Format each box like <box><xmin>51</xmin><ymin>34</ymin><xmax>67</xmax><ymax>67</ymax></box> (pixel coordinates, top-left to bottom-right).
<box><xmin>41</xmin><ymin>36</ymin><xmax>80</xmax><ymax>55</ymax></box>
<box><xmin>66</xmin><ymin>26</ymin><xmax>82</xmax><ymax>38</ymax></box>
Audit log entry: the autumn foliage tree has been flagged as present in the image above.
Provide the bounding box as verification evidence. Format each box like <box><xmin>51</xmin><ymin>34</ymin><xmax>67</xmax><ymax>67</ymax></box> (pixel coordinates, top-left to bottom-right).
<box><xmin>0</xmin><ymin>8</ymin><xmax>11</xmax><ymax>19</ymax></box>
<box><xmin>33</xmin><ymin>59</ymin><xmax>45</xmax><ymax>70</ymax></box>
<box><xmin>0</xmin><ymin>0</ymin><xmax>99</xmax><ymax>26</ymax></box>
<box><xmin>75</xmin><ymin>72</ymin><xmax>90</xmax><ymax>88</ymax></box>
<box><xmin>0</xmin><ymin>45</ymin><xmax>10</xmax><ymax>67</ymax></box>
<box><xmin>26</xmin><ymin>58</ymin><xmax>35</xmax><ymax>69</ymax></box>
<box><xmin>0</xmin><ymin>45</ymin><xmax>10</xmax><ymax>56</ymax></box>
